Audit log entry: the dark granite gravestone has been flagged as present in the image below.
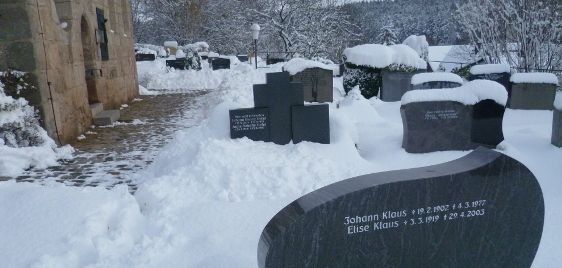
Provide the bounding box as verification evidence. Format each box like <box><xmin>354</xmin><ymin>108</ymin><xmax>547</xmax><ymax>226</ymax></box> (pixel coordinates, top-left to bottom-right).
<box><xmin>267</xmin><ymin>58</ymin><xmax>285</xmax><ymax>65</ymax></box>
<box><xmin>381</xmin><ymin>69</ymin><xmax>426</xmax><ymax>102</ymax></box>
<box><xmin>291</xmin><ymin>105</ymin><xmax>330</xmax><ymax>144</ymax></box>
<box><xmin>510</xmin><ymin>83</ymin><xmax>557</xmax><ymax>110</ymax></box>
<box><xmin>230</xmin><ymin>72</ymin><xmax>330</xmax><ymax>145</ymax></box>
<box><xmin>212</xmin><ymin>58</ymin><xmax>231</xmax><ymax>70</ymax></box>
<box><xmin>229</xmin><ymin>108</ymin><xmax>270</xmax><ymax>142</ymax></box>
<box><xmin>290</xmin><ymin>68</ymin><xmax>333</xmax><ymax>103</ymax></box>
<box><xmin>401</xmin><ymin>99</ymin><xmax>505</xmax><ymax>153</ymax></box>
<box><xmin>401</xmin><ymin>101</ymin><xmax>474</xmax><ymax>153</ymax></box>
<box><xmin>135</xmin><ymin>53</ymin><xmax>156</xmax><ymax>61</ymax></box>
<box><xmin>469</xmin><ymin>72</ymin><xmax>511</xmax><ymax>105</ymax></box>
<box><xmin>237</xmin><ymin>55</ymin><xmax>249</xmax><ymax>62</ymax></box>
<box><xmin>553</xmin><ymin>108</ymin><xmax>562</xmax><ymax>147</ymax></box>
<box><xmin>258</xmin><ymin>147</ymin><xmax>544</xmax><ymax>268</ymax></box>
<box><xmin>472</xmin><ymin>99</ymin><xmax>505</xmax><ymax>146</ymax></box>
<box><xmin>165</xmin><ymin>59</ymin><xmax>188</xmax><ymax>70</ymax></box>
<box><xmin>412</xmin><ymin>81</ymin><xmax>462</xmax><ymax>90</ymax></box>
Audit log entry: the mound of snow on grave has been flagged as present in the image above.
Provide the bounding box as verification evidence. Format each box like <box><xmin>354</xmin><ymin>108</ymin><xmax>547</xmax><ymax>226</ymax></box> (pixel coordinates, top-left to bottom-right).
<box><xmin>510</xmin><ymin>73</ymin><xmax>559</xmax><ymax>85</ymax></box>
<box><xmin>402</xmin><ymin>80</ymin><xmax>507</xmax><ymax>106</ymax></box>
<box><xmin>411</xmin><ymin>72</ymin><xmax>464</xmax><ymax>86</ymax></box>
<box><xmin>470</xmin><ymin>64</ymin><xmax>510</xmax><ymax>75</ymax></box>
<box><xmin>0</xmin><ymin>81</ymin><xmax>73</xmax><ymax>176</ymax></box>
<box><xmin>343</xmin><ymin>44</ymin><xmax>426</xmax><ymax>69</ymax></box>
<box><xmin>283</xmin><ymin>58</ymin><xmax>332</xmax><ymax>75</ymax></box>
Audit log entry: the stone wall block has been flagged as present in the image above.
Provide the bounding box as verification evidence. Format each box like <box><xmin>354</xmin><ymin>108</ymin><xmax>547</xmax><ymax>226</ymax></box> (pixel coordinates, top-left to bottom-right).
<box><xmin>0</xmin><ymin>5</ymin><xmax>32</xmax><ymax>41</ymax></box>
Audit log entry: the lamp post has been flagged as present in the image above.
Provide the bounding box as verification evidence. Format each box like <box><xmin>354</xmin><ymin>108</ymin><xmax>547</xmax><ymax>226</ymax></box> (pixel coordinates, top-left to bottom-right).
<box><xmin>251</xmin><ymin>23</ymin><xmax>260</xmax><ymax>69</ymax></box>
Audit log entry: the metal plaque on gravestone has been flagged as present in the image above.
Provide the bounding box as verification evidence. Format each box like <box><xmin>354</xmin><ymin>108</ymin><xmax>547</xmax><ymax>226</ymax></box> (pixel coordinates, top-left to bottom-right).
<box><xmin>212</xmin><ymin>58</ymin><xmax>231</xmax><ymax>70</ymax></box>
<box><xmin>291</xmin><ymin>104</ymin><xmax>330</xmax><ymax>144</ymax></box>
<box><xmin>230</xmin><ymin>108</ymin><xmax>270</xmax><ymax>142</ymax></box>
<box><xmin>472</xmin><ymin>99</ymin><xmax>505</xmax><ymax>146</ymax></box>
<box><xmin>510</xmin><ymin>83</ymin><xmax>557</xmax><ymax>110</ymax></box>
<box><xmin>290</xmin><ymin>68</ymin><xmax>333</xmax><ymax>103</ymax></box>
<box><xmin>401</xmin><ymin>101</ymin><xmax>475</xmax><ymax>153</ymax></box>
<box><xmin>552</xmin><ymin>108</ymin><xmax>562</xmax><ymax>147</ymax></box>
<box><xmin>258</xmin><ymin>147</ymin><xmax>544</xmax><ymax>268</ymax></box>
<box><xmin>135</xmin><ymin>54</ymin><xmax>156</xmax><ymax>61</ymax></box>
<box><xmin>254</xmin><ymin>72</ymin><xmax>304</xmax><ymax>145</ymax></box>
<box><xmin>381</xmin><ymin>70</ymin><xmax>426</xmax><ymax>102</ymax></box>
<box><xmin>412</xmin><ymin>81</ymin><xmax>463</xmax><ymax>90</ymax></box>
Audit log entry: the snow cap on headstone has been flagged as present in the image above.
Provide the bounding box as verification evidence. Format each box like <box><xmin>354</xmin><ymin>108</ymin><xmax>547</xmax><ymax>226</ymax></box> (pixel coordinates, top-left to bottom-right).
<box><xmin>510</xmin><ymin>73</ymin><xmax>559</xmax><ymax>85</ymax></box>
<box><xmin>402</xmin><ymin>79</ymin><xmax>507</xmax><ymax>106</ymax></box>
<box><xmin>343</xmin><ymin>44</ymin><xmax>426</xmax><ymax>69</ymax></box>
<box><xmin>283</xmin><ymin>58</ymin><xmax>332</xmax><ymax>75</ymax></box>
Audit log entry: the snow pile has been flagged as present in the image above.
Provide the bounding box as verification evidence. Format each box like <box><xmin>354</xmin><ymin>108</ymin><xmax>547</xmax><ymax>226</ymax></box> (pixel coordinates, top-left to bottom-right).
<box><xmin>343</xmin><ymin>44</ymin><xmax>426</xmax><ymax>69</ymax></box>
<box><xmin>402</xmin><ymin>35</ymin><xmax>429</xmax><ymax>60</ymax></box>
<box><xmin>402</xmin><ymin>79</ymin><xmax>507</xmax><ymax>106</ymax></box>
<box><xmin>135</xmin><ymin>47</ymin><xmax>157</xmax><ymax>55</ymax></box>
<box><xmin>411</xmin><ymin>72</ymin><xmax>464</xmax><ymax>85</ymax></box>
<box><xmin>0</xmin><ymin>81</ymin><xmax>74</xmax><ymax>176</ymax></box>
<box><xmin>175</xmin><ymin>49</ymin><xmax>186</xmax><ymax>58</ymax></box>
<box><xmin>283</xmin><ymin>58</ymin><xmax>332</xmax><ymax>75</ymax></box>
<box><xmin>470</xmin><ymin>64</ymin><xmax>511</xmax><ymax>75</ymax></box>
<box><xmin>140</xmin><ymin>59</ymin><xmax>223</xmax><ymax>91</ymax></box>
<box><xmin>555</xmin><ymin>91</ymin><xmax>562</xmax><ymax>110</ymax></box>
<box><xmin>163</xmin><ymin>41</ymin><xmax>178</xmax><ymax>48</ymax></box>
<box><xmin>510</xmin><ymin>73</ymin><xmax>559</xmax><ymax>85</ymax></box>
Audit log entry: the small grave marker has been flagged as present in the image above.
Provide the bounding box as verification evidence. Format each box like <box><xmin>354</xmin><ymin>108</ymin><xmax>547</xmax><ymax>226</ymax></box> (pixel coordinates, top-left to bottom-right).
<box><xmin>229</xmin><ymin>108</ymin><xmax>270</xmax><ymax>142</ymax></box>
<box><xmin>258</xmin><ymin>148</ymin><xmax>544</xmax><ymax>268</ymax></box>
<box><xmin>212</xmin><ymin>58</ymin><xmax>231</xmax><ymax>70</ymax></box>
<box><xmin>510</xmin><ymin>73</ymin><xmax>558</xmax><ymax>110</ymax></box>
<box><xmin>381</xmin><ymin>69</ymin><xmax>426</xmax><ymax>101</ymax></box>
<box><xmin>135</xmin><ymin>54</ymin><xmax>156</xmax><ymax>61</ymax></box>
<box><xmin>290</xmin><ymin>68</ymin><xmax>333</xmax><ymax>103</ymax></box>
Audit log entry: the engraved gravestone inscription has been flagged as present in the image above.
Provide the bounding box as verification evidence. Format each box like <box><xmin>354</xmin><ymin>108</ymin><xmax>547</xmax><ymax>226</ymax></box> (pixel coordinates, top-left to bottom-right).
<box><xmin>258</xmin><ymin>148</ymin><xmax>544</xmax><ymax>268</ymax></box>
<box><xmin>230</xmin><ymin>108</ymin><xmax>270</xmax><ymax>142</ymax></box>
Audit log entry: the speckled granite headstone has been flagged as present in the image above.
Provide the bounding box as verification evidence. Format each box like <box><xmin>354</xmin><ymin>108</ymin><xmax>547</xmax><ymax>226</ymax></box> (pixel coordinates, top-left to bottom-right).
<box><xmin>258</xmin><ymin>148</ymin><xmax>544</xmax><ymax>268</ymax></box>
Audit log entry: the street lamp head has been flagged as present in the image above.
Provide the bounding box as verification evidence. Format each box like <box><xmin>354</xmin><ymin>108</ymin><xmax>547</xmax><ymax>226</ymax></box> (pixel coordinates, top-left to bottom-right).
<box><xmin>251</xmin><ymin>23</ymin><xmax>261</xmax><ymax>40</ymax></box>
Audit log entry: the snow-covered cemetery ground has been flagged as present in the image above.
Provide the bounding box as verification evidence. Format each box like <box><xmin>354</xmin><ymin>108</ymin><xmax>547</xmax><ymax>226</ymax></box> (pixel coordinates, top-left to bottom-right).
<box><xmin>1</xmin><ymin>49</ymin><xmax>562</xmax><ymax>267</ymax></box>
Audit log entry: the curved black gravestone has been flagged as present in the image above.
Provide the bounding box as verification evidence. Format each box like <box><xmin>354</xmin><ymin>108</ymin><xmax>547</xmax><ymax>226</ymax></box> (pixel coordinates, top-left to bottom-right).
<box><xmin>258</xmin><ymin>148</ymin><xmax>544</xmax><ymax>268</ymax></box>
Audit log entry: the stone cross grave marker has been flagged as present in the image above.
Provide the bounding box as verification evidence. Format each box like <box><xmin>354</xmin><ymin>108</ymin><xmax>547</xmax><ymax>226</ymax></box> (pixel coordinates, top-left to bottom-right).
<box><xmin>230</xmin><ymin>72</ymin><xmax>330</xmax><ymax>145</ymax></box>
<box><xmin>258</xmin><ymin>147</ymin><xmax>544</xmax><ymax>268</ymax></box>
<box><xmin>290</xmin><ymin>67</ymin><xmax>333</xmax><ymax>103</ymax></box>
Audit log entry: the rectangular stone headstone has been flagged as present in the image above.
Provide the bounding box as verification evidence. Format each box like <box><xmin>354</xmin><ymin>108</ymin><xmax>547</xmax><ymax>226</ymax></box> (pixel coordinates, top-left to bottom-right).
<box><xmin>381</xmin><ymin>70</ymin><xmax>426</xmax><ymax>101</ymax></box>
<box><xmin>165</xmin><ymin>59</ymin><xmax>188</xmax><ymax>70</ymax></box>
<box><xmin>472</xmin><ymin>99</ymin><xmax>505</xmax><ymax>146</ymax></box>
<box><xmin>469</xmin><ymin>72</ymin><xmax>511</xmax><ymax>105</ymax></box>
<box><xmin>236</xmin><ymin>55</ymin><xmax>249</xmax><ymax>62</ymax></box>
<box><xmin>401</xmin><ymin>101</ymin><xmax>474</xmax><ymax>153</ymax></box>
<box><xmin>212</xmin><ymin>58</ymin><xmax>231</xmax><ymax>70</ymax></box>
<box><xmin>552</xmin><ymin>109</ymin><xmax>562</xmax><ymax>147</ymax></box>
<box><xmin>290</xmin><ymin>68</ymin><xmax>333</xmax><ymax>103</ymax></box>
<box><xmin>291</xmin><ymin>104</ymin><xmax>330</xmax><ymax>144</ymax></box>
<box><xmin>411</xmin><ymin>81</ymin><xmax>462</xmax><ymax>90</ymax></box>
<box><xmin>258</xmin><ymin>147</ymin><xmax>544</xmax><ymax>268</ymax></box>
<box><xmin>229</xmin><ymin>108</ymin><xmax>270</xmax><ymax>142</ymax></box>
<box><xmin>510</xmin><ymin>83</ymin><xmax>556</xmax><ymax>110</ymax></box>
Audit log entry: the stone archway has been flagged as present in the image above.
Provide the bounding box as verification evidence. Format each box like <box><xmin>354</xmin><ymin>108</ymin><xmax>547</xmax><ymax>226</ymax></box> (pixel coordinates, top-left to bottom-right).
<box><xmin>80</xmin><ymin>15</ymin><xmax>99</xmax><ymax>104</ymax></box>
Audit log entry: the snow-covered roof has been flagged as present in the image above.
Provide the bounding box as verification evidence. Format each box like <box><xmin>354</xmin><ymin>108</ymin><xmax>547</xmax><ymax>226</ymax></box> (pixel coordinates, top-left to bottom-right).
<box><xmin>163</xmin><ymin>41</ymin><xmax>178</xmax><ymax>48</ymax></box>
<box><xmin>470</xmin><ymin>64</ymin><xmax>510</xmax><ymax>75</ymax></box>
<box><xmin>283</xmin><ymin>58</ymin><xmax>332</xmax><ymax>75</ymax></box>
<box><xmin>510</xmin><ymin>73</ymin><xmax>559</xmax><ymax>85</ymax></box>
<box><xmin>343</xmin><ymin>44</ymin><xmax>426</xmax><ymax>69</ymax></box>
<box><xmin>402</xmin><ymin>79</ymin><xmax>507</xmax><ymax>106</ymax></box>
<box><xmin>411</xmin><ymin>72</ymin><xmax>464</xmax><ymax>85</ymax></box>
<box><xmin>555</xmin><ymin>91</ymin><xmax>562</xmax><ymax>110</ymax></box>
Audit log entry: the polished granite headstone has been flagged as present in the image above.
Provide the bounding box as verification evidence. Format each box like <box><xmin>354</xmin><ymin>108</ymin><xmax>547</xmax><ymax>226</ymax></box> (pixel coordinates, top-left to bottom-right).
<box><xmin>401</xmin><ymin>101</ymin><xmax>474</xmax><ymax>153</ymax></box>
<box><xmin>552</xmin><ymin>108</ymin><xmax>562</xmax><ymax>147</ymax></box>
<box><xmin>212</xmin><ymin>58</ymin><xmax>231</xmax><ymax>70</ymax></box>
<box><xmin>381</xmin><ymin>69</ymin><xmax>426</xmax><ymax>101</ymax></box>
<box><xmin>412</xmin><ymin>81</ymin><xmax>462</xmax><ymax>90</ymax></box>
<box><xmin>230</xmin><ymin>108</ymin><xmax>270</xmax><ymax>142</ymax></box>
<box><xmin>290</xmin><ymin>68</ymin><xmax>333</xmax><ymax>103</ymax></box>
<box><xmin>254</xmin><ymin>72</ymin><xmax>304</xmax><ymax>145</ymax></box>
<box><xmin>165</xmin><ymin>59</ymin><xmax>188</xmax><ymax>70</ymax></box>
<box><xmin>135</xmin><ymin>53</ymin><xmax>156</xmax><ymax>61</ymax></box>
<box><xmin>258</xmin><ymin>147</ymin><xmax>544</xmax><ymax>268</ymax></box>
<box><xmin>510</xmin><ymin>83</ymin><xmax>556</xmax><ymax>110</ymax></box>
<box><xmin>469</xmin><ymin>72</ymin><xmax>511</xmax><ymax>105</ymax></box>
<box><xmin>472</xmin><ymin>99</ymin><xmax>505</xmax><ymax>146</ymax></box>
<box><xmin>291</xmin><ymin>105</ymin><xmax>330</xmax><ymax>144</ymax></box>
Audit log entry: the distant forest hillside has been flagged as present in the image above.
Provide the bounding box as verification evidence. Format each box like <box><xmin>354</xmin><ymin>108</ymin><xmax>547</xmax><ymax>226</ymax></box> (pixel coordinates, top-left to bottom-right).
<box><xmin>342</xmin><ymin>0</ymin><xmax>465</xmax><ymax>46</ymax></box>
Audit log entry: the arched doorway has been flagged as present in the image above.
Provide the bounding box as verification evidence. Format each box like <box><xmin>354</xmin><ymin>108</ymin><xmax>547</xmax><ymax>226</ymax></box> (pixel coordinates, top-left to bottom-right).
<box><xmin>80</xmin><ymin>15</ymin><xmax>99</xmax><ymax>104</ymax></box>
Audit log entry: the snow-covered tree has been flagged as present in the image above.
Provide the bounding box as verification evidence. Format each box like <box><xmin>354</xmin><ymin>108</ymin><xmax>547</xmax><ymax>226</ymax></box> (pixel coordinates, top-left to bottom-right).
<box><xmin>456</xmin><ymin>0</ymin><xmax>562</xmax><ymax>73</ymax></box>
<box><xmin>375</xmin><ymin>25</ymin><xmax>398</xmax><ymax>45</ymax></box>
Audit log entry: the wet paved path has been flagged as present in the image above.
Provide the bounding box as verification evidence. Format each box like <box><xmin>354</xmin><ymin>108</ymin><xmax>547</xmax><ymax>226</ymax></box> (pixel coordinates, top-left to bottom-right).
<box><xmin>12</xmin><ymin>91</ymin><xmax>208</xmax><ymax>191</ymax></box>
